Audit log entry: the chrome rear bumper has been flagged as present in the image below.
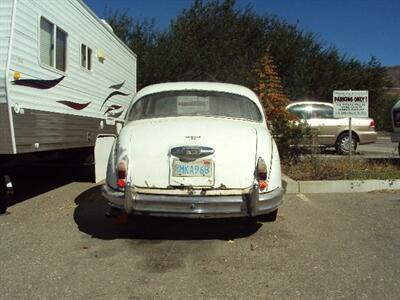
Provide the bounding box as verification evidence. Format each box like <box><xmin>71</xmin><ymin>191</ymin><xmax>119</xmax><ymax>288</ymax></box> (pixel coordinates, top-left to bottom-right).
<box><xmin>102</xmin><ymin>184</ymin><xmax>284</xmax><ymax>218</ymax></box>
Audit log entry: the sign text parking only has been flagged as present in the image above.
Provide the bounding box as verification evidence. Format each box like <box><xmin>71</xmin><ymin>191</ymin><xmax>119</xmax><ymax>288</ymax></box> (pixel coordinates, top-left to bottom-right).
<box><xmin>333</xmin><ymin>90</ymin><xmax>369</xmax><ymax>118</ymax></box>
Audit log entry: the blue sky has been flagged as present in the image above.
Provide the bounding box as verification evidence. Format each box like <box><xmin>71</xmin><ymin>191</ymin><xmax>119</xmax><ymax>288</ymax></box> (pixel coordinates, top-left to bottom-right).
<box><xmin>86</xmin><ymin>0</ymin><xmax>400</xmax><ymax>67</ymax></box>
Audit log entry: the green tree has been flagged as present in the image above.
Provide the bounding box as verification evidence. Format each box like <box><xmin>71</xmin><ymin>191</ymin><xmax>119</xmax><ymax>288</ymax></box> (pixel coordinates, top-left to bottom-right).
<box><xmin>166</xmin><ymin>0</ymin><xmax>268</xmax><ymax>85</ymax></box>
<box><xmin>107</xmin><ymin>0</ymin><xmax>391</xmax><ymax>128</ymax></box>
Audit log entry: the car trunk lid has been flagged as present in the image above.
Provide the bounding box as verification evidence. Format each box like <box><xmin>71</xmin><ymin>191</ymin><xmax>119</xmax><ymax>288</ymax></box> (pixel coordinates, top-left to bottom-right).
<box><xmin>125</xmin><ymin>117</ymin><xmax>257</xmax><ymax>189</ymax></box>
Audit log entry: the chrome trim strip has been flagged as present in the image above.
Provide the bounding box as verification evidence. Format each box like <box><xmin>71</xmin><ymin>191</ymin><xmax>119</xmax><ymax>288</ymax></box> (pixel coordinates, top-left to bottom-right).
<box><xmin>124</xmin><ymin>181</ymin><xmax>134</xmax><ymax>214</ymax></box>
<box><xmin>170</xmin><ymin>146</ymin><xmax>215</xmax><ymax>161</ymax></box>
<box><xmin>5</xmin><ymin>0</ymin><xmax>18</xmax><ymax>154</ymax></box>
<box><xmin>248</xmin><ymin>183</ymin><xmax>259</xmax><ymax>216</ymax></box>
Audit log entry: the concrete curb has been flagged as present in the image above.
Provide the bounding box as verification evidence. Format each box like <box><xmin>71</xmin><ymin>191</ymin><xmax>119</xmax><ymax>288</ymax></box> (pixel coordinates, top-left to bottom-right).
<box><xmin>281</xmin><ymin>174</ymin><xmax>299</xmax><ymax>194</ymax></box>
<box><xmin>282</xmin><ymin>174</ymin><xmax>400</xmax><ymax>194</ymax></box>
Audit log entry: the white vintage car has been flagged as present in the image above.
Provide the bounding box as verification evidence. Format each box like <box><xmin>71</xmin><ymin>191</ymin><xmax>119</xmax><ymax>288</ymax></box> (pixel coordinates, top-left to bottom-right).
<box><xmin>102</xmin><ymin>82</ymin><xmax>284</xmax><ymax>221</ymax></box>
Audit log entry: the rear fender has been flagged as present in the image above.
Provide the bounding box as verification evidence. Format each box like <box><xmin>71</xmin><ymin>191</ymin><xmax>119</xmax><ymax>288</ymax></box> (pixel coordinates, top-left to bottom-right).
<box><xmin>255</xmin><ymin>128</ymin><xmax>282</xmax><ymax>191</ymax></box>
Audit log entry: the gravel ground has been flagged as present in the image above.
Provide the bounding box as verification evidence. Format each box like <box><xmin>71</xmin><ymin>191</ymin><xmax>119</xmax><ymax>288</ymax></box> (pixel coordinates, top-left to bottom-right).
<box><xmin>1</xmin><ymin>179</ymin><xmax>399</xmax><ymax>300</ymax></box>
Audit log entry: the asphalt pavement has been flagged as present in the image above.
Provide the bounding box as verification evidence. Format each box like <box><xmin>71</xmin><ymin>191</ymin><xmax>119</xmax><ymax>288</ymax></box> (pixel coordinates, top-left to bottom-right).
<box><xmin>1</xmin><ymin>178</ymin><xmax>399</xmax><ymax>299</ymax></box>
<box><xmin>357</xmin><ymin>134</ymin><xmax>398</xmax><ymax>157</ymax></box>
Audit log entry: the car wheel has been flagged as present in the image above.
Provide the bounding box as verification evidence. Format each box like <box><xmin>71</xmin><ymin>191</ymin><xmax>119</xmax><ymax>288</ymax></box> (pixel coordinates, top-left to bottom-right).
<box><xmin>257</xmin><ymin>209</ymin><xmax>278</xmax><ymax>222</ymax></box>
<box><xmin>335</xmin><ymin>133</ymin><xmax>357</xmax><ymax>155</ymax></box>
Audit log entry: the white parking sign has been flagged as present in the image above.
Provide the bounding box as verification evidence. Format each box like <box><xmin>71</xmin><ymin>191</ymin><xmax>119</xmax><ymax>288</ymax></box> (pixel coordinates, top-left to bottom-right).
<box><xmin>333</xmin><ymin>90</ymin><xmax>369</xmax><ymax>118</ymax></box>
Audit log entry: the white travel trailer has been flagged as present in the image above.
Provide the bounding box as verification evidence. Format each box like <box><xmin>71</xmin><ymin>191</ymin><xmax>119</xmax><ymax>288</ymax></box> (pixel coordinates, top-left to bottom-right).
<box><xmin>0</xmin><ymin>0</ymin><xmax>136</xmax><ymax>209</ymax></box>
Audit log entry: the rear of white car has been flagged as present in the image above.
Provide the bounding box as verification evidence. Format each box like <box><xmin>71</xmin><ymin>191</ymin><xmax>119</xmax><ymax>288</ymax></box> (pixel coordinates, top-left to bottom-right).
<box><xmin>102</xmin><ymin>82</ymin><xmax>284</xmax><ymax>220</ymax></box>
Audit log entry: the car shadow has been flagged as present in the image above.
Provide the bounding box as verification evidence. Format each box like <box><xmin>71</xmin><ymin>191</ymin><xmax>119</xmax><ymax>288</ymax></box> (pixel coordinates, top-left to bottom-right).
<box><xmin>73</xmin><ymin>185</ymin><xmax>262</xmax><ymax>241</ymax></box>
<box><xmin>2</xmin><ymin>164</ymin><xmax>94</xmax><ymax>211</ymax></box>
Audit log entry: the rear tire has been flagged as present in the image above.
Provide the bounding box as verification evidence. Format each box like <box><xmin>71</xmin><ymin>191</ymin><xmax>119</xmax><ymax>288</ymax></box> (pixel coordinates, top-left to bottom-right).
<box><xmin>335</xmin><ymin>133</ymin><xmax>358</xmax><ymax>155</ymax></box>
<box><xmin>257</xmin><ymin>209</ymin><xmax>278</xmax><ymax>222</ymax></box>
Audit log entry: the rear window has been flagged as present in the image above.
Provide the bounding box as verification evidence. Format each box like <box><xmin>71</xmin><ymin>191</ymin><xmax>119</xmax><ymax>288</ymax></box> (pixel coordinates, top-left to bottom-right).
<box><xmin>127</xmin><ymin>91</ymin><xmax>263</xmax><ymax>122</ymax></box>
<box><xmin>287</xmin><ymin>104</ymin><xmax>312</xmax><ymax>120</ymax></box>
<box><xmin>311</xmin><ymin>104</ymin><xmax>334</xmax><ymax>119</ymax></box>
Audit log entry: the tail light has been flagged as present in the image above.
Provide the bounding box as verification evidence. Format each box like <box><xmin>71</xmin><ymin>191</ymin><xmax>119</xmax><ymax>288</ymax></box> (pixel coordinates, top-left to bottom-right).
<box><xmin>369</xmin><ymin>120</ymin><xmax>375</xmax><ymax>128</ymax></box>
<box><xmin>257</xmin><ymin>157</ymin><xmax>268</xmax><ymax>191</ymax></box>
<box><xmin>117</xmin><ymin>161</ymin><xmax>127</xmax><ymax>188</ymax></box>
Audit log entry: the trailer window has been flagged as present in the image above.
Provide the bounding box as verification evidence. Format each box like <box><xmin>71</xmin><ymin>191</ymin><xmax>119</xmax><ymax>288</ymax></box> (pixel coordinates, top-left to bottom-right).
<box><xmin>40</xmin><ymin>17</ymin><xmax>67</xmax><ymax>72</ymax></box>
<box><xmin>40</xmin><ymin>18</ymin><xmax>54</xmax><ymax>67</ymax></box>
<box><xmin>81</xmin><ymin>45</ymin><xmax>86</xmax><ymax>67</ymax></box>
<box><xmin>56</xmin><ymin>28</ymin><xmax>67</xmax><ymax>71</ymax></box>
<box><xmin>81</xmin><ymin>44</ymin><xmax>92</xmax><ymax>70</ymax></box>
<box><xmin>87</xmin><ymin>48</ymin><xmax>92</xmax><ymax>70</ymax></box>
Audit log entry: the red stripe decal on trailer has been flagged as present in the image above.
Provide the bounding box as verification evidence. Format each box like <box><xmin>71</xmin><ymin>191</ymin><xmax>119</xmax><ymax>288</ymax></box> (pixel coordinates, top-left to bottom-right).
<box><xmin>12</xmin><ymin>76</ymin><xmax>64</xmax><ymax>89</ymax></box>
<box><xmin>109</xmin><ymin>81</ymin><xmax>125</xmax><ymax>90</ymax></box>
<box><xmin>100</xmin><ymin>91</ymin><xmax>131</xmax><ymax>110</ymax></box>
<box><xmin>57</xmin><ymin>101</ymin><xmax>91</xmax><ymax>110</ymax></box>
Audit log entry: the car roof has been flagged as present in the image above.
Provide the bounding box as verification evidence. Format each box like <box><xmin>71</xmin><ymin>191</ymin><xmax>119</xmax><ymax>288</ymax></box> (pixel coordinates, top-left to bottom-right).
<box><xmin>286</xmin><ymin>101</ymin><xmax>333</xmax><ymax>108</ymax></box>
<box><xmin>132</xmin><ymin>82</ymin><xmax>261</xmax><ymax>104</ymax></box>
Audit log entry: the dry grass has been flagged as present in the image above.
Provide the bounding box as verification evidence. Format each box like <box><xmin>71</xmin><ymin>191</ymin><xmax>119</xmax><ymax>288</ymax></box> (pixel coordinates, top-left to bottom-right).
<box><xmin>282</xmin><ymin>157</ymin><xmax>400</xmax><ymax>181</ymax></box>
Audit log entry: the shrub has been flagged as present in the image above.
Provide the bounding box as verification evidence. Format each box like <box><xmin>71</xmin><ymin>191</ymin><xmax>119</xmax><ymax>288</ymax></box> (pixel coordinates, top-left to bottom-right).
<box><xmin>371</xmin><ymin>94</ymin><xmax>399</xmax><ymax>131</ymax></box>
<box><xmin>254</xmin><ymin>51</ymin><xmax>310</xmax><ymax>163</ymax></box>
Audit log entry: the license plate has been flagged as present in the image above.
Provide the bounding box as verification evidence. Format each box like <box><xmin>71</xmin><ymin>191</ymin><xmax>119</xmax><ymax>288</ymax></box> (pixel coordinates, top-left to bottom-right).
<box><xmin>172</xmin><ymin>159</ymin><xmax>213</xmax><ymax>177</ymax></box>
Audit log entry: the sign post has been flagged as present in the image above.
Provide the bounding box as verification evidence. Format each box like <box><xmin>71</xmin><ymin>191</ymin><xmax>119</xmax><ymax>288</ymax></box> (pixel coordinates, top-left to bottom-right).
<box><xmin>349</xmin><ymin>116</ymin><xmax>352</xmax><ymax>165</ymax></box>
<box><xmin>333</xmin><ymin>90</ymin><xmax>369</xmax><ymax>166</ymax></box>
